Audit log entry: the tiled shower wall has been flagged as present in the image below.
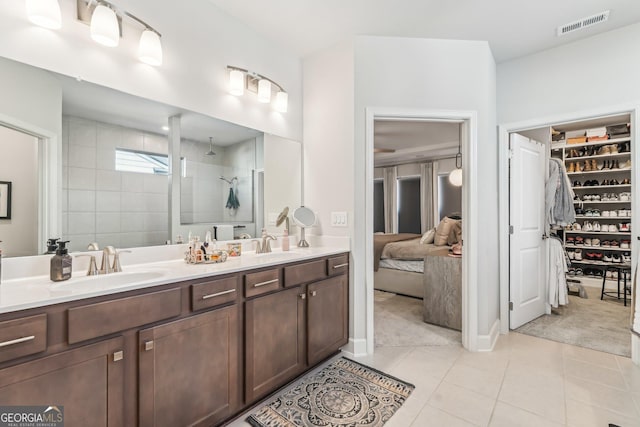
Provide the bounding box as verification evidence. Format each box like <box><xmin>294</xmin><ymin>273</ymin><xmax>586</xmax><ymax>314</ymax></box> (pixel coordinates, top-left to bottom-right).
<box><xmin>62</xmin><ymin>116</ymin><xmax>169</xmax><ymax>252</ymax></box>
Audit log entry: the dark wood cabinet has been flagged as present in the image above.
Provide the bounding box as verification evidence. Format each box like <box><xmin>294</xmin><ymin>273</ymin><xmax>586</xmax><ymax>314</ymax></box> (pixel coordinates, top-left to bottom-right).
<box><xmin>0</xmin><ymin>336</ymin><xmax>124</xmax><ymax>427</ymax></box>
<box><xmin>245</xmin><ymin>285</ymin><xmax>306</xmax><ymax>403</ymax></box>
<box><xmin>307</xmin><ymin>275</ymin><xmax>349</xmax><ymax>365</ymax></box>
<box><xmin>138</xmin><ymin>306</ymin><xmax>240</xmax><ymax>427</ymax></box>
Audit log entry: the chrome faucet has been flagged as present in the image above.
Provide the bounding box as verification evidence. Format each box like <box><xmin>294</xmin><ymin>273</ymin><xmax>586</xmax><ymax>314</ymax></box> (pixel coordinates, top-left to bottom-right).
<box><xmin>253</xmin><ymin>239</ymin><xmax>263</xmax><ymax>254</ymax></box>
<box><xmin>99</xmin><ymin>246</ymin><xmax>115</xmax><ymax>274</ymax></box>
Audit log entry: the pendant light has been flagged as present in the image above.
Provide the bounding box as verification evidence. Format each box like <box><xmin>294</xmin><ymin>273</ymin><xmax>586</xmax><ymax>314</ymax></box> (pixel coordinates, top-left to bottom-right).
<box><xmin>25</xmin><ymin>0</ymin><xmax>61</xmax><ymax>29</ymax></box>
<box><xmin>90</xmin><ymin>3</ymin><xmax>120</xmax><ymax>47</ymax></box>
<box><xmin>257</xmin><ymin>79</ymin><xmax>271</xmax><ymax>103</ymax></box>
<box><xmin>138</xmin><ymin>29</ymin><xmax>162</xmax><ymax>66</ymax></box>
<box><xmin>449</xmin><ymin>131</ymin><xmax>463</xmax><ymax>187</ymax></box>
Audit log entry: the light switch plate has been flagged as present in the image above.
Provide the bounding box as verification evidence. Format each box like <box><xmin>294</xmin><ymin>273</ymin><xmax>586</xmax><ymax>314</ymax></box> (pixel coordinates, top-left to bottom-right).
<box><xmin>331</xmin><ymin>212</ymin><xmax>348</xmax><ymax>227</ymax></box>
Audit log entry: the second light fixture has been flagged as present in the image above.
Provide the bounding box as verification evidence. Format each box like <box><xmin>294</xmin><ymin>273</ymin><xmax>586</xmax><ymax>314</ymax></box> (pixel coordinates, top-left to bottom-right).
<box><xmin>227</xmin><ymin>66</ymin><xmax>288</xmax><ymax>113</ymax></box>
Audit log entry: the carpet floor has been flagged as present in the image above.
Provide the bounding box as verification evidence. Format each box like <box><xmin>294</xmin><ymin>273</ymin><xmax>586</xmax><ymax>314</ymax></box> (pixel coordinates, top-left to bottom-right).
<box><xmin>515</xmin><ymin>286</ymin><xmax>632</xmax><ymax>357</ymax></box>
<box><xmin>374</xmin><ymin>290</ymin><xmax>461</xmax><ymax>347</ymax></box>
<box><xmin>246</xmin><ymin>357</ymin><xmax>414</xmax><ymax>427</ymax></box>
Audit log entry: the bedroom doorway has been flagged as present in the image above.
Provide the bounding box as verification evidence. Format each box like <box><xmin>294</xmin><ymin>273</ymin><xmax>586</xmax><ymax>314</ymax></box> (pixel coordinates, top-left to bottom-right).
<box><xmin>363</xmin><ymin>108</ymin><xmax>480</xmax><ymax>355</ymax></box>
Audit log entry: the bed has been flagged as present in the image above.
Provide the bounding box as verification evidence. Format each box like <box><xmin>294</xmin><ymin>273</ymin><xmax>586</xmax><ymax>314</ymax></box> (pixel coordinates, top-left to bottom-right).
<box><xmin>374</xmin><ymin>234</ymin><xmax>451</xmax><ymax>299</ymax></box>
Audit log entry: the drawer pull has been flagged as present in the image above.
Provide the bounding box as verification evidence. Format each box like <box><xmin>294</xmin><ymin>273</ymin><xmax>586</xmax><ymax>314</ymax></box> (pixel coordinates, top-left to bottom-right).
<box><xmin>253</xmin><ymin>278</ymin><xmax>278</xmax><ymax>288</ymax></box>
<box><xmin>202</xmin><ymin>289</ymin><xmax>236</xmax><ymax>300</ymax></box>
<box><xmin>332</xmin><ymin>263</ymin><xmax>348</xmax><ymax>269</ymax></box>
<box><xmin>299</xmin><ymin>293</ymin><xmax>306</xmax><ymax>300</ymax></box>
<box><xmin>144</xmin><ymin>340</ymin><xmax>154</xmax><ymax>351</ymax></box>
<box><xmin>113</xmin><ymin>350</ymin><xmax>124</xmax><ymax>362</ymax></box>
<box><xmin>0</xmin><ymin>335</ymin><xmax>35</xmax><ymax>348</ymax></box>
<box><xmin>310</xmin><ymin>291</ymin><xmax>317</xmax><ymax>297</ymax></box>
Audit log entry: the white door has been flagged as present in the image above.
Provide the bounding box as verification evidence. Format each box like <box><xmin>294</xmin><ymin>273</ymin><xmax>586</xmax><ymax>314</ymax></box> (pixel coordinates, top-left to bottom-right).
<box><xmin>509</xmin><ymin>133</ymin><xmax>547</xmax><ymax>329</ymax></box>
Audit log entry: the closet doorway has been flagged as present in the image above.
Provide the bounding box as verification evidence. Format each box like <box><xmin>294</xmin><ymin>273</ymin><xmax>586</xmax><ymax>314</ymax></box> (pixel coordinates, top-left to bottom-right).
<box><xmin>363</xmin><ymin>108</ymin><xmax>479</xmax><ymax>355</ymax></box>
<box><xmin>501</xmin><ymin>112</ymin><xmax>637</xmax><ymax>358</ymax></box>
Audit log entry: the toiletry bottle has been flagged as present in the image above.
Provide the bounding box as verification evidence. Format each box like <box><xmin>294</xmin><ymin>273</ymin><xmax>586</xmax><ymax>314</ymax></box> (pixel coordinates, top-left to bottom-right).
<box><xmin>45</xmin><ymin>238</ymin><xmax>59</xmax><ymax>254</ymax></box>
<box><xmin>50</xmin><ymin>240</ymin><xmax>72</xmax><ymax>282</ymax></box>
<box><xmin>282</xmin><ymin>229</ymin><xmax>290</xmax><ymax>251</ymax></box>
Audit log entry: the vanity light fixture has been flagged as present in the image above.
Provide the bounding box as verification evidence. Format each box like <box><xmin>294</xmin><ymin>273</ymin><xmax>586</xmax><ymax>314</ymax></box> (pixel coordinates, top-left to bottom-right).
<box><xmin>448</xmin><ymin>129</ymin><xmax>463</xmax><ymax>187</ymax></box>
<box><xmin>226</xmin><ymin>66</ymin><xmax>288</xmax><ymax>113</ymax></box>
<box><xmin>90</xmin><ymin>3</ymin><xmax>119</xmax><ymax>47</ymax></box>
<box><xmin>27</xmin><ymin>0</ymin><xmax>164</xmax><ymax>65</ymax></box>
<box><xmin>25</xmin><ymin>0</ymin><xmax>62</xmax><ymax>29</ymax></box>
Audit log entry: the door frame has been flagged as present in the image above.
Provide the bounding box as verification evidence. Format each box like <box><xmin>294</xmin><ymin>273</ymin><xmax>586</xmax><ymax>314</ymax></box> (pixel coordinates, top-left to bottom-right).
<box><xmin>498</xmin><ymin>104</ymin><xmax>640</xmax><ymax>363</ymax></box>
<box><xmin>364</xmin><ymin>108</ymin><xmax>479</xmax><ymax>353</ymax></box>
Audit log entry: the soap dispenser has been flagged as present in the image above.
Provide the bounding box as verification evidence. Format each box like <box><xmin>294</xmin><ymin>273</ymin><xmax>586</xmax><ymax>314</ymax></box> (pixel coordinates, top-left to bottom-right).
<box><xmin>50</xmin><ymin>240</ymin><xmax>72</xmax><ymax>282</ymax></box>
<box><xmin>282</xmin><ymin>229</ymin><xmax>290</xmax><ymax>252</ymax></box>
<box><xmin>45</xmin><ymin>238</ymin><xmax>59</xmax><ymax>254</ymax></box>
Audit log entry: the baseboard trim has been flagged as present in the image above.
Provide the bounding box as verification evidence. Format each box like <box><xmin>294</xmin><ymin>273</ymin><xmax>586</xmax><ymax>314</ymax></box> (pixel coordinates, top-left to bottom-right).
<box><xmin>476</xmin><ymin>319</ymin><xmax>500</xmax><ymax>352</ymax></box>
<box><xmin>341</xmin><ymin>338</ymin><xmax>368</xmax><ymax>358</ymax></box>
<box><xmin>632</xmin><ymin>335</ymin><xmax>640</xmax><ymax>366</ymax></box>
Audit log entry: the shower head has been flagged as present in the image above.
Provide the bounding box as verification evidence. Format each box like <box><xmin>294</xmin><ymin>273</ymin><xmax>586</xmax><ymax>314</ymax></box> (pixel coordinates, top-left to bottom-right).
<box><xmin>205</xmin><ymin>137</ymin><xmax>216</xmax><ymax>156</ymax></box>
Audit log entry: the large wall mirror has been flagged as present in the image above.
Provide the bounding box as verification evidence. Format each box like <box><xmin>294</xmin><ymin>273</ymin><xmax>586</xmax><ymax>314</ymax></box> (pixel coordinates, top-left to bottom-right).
<box><xmin>0</xmin><ymin>56</ymin><xmax>301</xmax><ymax>257</ymax></box>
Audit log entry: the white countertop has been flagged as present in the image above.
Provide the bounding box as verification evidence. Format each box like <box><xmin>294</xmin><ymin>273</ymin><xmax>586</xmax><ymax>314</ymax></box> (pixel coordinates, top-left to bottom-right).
<box><xmin>0</xmin><ymin>246</ymin><xmax>348</xmax><ymax>314</ymax></box>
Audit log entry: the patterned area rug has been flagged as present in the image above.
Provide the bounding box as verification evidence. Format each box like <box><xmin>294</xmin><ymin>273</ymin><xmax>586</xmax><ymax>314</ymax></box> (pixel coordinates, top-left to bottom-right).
<box><xmin>246</xmin><ymin>357</ymin><xmax>414</xmax><ymax>427</ymax></box>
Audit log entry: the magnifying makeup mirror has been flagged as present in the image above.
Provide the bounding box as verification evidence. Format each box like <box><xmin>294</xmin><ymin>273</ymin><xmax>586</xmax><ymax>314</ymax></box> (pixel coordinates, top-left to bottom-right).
<box><xmin>276</xmin><ymin>206</ymin><xmax>289</xmax><ymax>232</ymax></box>
<box><xmin>292</xmin><ymin>206</ymin><xmax>316</xmax><ymax>247</ymax></box>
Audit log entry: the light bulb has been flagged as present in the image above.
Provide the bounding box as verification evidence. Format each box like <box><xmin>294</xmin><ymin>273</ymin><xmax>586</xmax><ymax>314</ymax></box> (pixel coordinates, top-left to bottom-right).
<box><xmin>90</xmin><ymin>4</ymin><xmax>119</xmax><ymax>47</ymax></box>
<box><xmin>449</xmin><ymin>168</ymin><xmax>463</xmax><ymax>187</ymax></box>
<box><xmin>25</xmin><ymin>0</ymin><xmax>61</xmax><ymax>29</ymax></box>
<box><xmin>257</xmin><ymin>79</ymin><xmax>271</xmax><ymax>103</ymax></box>
<box><xmin>229</xmin><ymin>69</ymin><xmax>245</xmax><ymax>96</ymax></box>
<box><xmin>274</xmin><ymin>91</ymin><xmax>288</xmax><ymax>113</ymax></box>
<box><xmin>138</xmin><ymin>29</ymin><xmax>162</xmax><ymax>66</ymax></box>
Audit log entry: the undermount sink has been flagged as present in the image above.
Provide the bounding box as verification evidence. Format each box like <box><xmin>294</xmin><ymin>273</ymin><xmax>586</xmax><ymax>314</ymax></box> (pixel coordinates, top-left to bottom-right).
<box><xmin>53</xmin><ymin>271</ymin><xmax>168</xmax><ymax>289</ymax></box>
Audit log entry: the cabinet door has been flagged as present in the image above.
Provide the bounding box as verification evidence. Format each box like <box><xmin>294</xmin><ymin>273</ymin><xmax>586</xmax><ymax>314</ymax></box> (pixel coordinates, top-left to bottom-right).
<box><xmin>307</xmin><ymin>275</ymin><xmax>349</xmax><ymax>365</ymax></box>
<box><xmin>139</xmin><ymin>306</ymin><xmax>239</xmax><ymax>427</ymax></box>
<box><xmin>0</xmin><ymin>336</ymin><xmax>124</xmax><ymax>427</ymax></box>
<box><xmin>245</xmin><ymin>286</ymin><xmax>305</xmax><ymax>403</ymax></box>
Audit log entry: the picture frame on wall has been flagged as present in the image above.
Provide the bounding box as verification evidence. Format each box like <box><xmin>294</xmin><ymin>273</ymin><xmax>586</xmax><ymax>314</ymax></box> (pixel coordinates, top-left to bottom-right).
<box><xmin>0</xmin><ymin>181</ymin><xmax>12</xmax><ymax>219</ymax></box>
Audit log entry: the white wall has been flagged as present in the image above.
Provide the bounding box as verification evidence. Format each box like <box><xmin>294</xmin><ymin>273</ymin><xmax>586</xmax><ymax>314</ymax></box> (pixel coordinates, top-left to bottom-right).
<box><xmin>498</xmin><ymin>23</ymin><xmax>640</xmax><ymax>124</ymax></box>
<box><xmin>497</xmin><ymin>22</ymin><xmax>640</xmax><ymax>338</ymax></box>
<box><xmin>0</xmin><ymin>126</ymin><xmax>38</xmax><ymax>257</ymax></box>
<box><xmin>304</xmin><ymin>36</ymin><xmax>498</xmax><ymax>352</ymax></box>
<box><xmin>0</xmin><ymin>0</ymin><xmax>302</xmax><ymax>141</ymax></box>
<box><xmin>354</xmin><ymin>36</ymin><xmax>498</xmax><ymax>339</ymax></box>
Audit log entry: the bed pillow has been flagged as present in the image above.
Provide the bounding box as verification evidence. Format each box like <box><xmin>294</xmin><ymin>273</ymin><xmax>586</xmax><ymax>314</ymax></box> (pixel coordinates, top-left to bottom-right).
<box><xmin>447</xmin><ymin>221</ymin><xmax>462</xmax><ymax>245</ymax></box>
<box><xmin>434</xmin><ymin>217</ymin><xmax>457</xmax><ymax>246</ymax></box>
<box><xmin>420</xmin><ymin>228</ymin><xmax>436</xmax><ymax>244</ymax></box>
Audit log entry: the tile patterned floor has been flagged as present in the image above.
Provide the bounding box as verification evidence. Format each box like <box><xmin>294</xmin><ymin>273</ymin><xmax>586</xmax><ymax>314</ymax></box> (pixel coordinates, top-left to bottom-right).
<box><xmin>228</xmin><ymin>332</ymin><xmax>640</xmax><ymax>426</ymax></box>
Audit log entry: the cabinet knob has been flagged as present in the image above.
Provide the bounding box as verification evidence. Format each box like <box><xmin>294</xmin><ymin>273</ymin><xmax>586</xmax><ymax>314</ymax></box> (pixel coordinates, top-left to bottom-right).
<box><xmin>310</xmin><ymin>291</ymin><xmax>317</xmax><ymax>297</ymax></box>
<box><xmin>299</xmin><ymin>293</ymin><xmax>306</xmax><ymax>299</ymax></box>
<box><xmin>144</xmin><ymin>340</ymin><xmax>154</xmax><ymax>351</ymax></box>
<box><xmin>113</xmin><ymin>350</ymin><xmax>124</xmax><ymax>362</ymax></box>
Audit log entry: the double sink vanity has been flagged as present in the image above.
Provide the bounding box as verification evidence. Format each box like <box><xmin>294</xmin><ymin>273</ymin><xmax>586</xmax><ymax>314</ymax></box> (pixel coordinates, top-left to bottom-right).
<box><xmin>0</xmin><ymin>246</ymin><xmax>350</xmax><ymax>426</ymax></box>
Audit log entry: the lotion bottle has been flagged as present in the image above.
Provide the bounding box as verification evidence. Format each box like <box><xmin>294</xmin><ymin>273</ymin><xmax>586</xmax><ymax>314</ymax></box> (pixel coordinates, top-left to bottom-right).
<box><xmin>282</xmin><ymin>229</ymin><xmax>290</xmax><ymax>251</ymax></box>
<box><xmin>50</xmin><ymin>240</ymin><xmax>72</xmax><ymax>282</ymax></box>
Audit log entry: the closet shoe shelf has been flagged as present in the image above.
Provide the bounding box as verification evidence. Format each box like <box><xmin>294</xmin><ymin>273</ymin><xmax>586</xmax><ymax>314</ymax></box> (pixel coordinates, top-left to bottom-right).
<box><xmin>569</xmin><ymin>259</ymin><xmax>630</xmax><ymax>267</ymax></box>
<box><xmin>565</xmin><ymin>152</ymin><xmax>630</xmax><ymax>161</ymax></box>
<box><xmin>557</xmin><ymin>136</ymin><xmax>631</xmax><ymax>149</ymax></box>
<box><xmin>565</xmin><ymin>245</ymin><xmax>630</xmax><ymax>252</ymax></box>
<box><xmin>565</xmin><ymin>231</ymin><xmax>631</xmax><ymax>235</ymax></box>
<box><xmin>574</xmin><ymin>216</ymin><xmax>631</xmax><ymax>220</ymax></box>
<box><xmin>573</xmin><ymin>201</ymin><xmax>631</xmax><ymax>204</ymax></box>
<box><xmin>568</xmin><ymin>169</ymin><xmax>631</xmax><ymax>175</ymax></box>
<box><xmin>572</xmin><ymin>185</ymin><xmax>631</xmax><ymax>190</ymax></box>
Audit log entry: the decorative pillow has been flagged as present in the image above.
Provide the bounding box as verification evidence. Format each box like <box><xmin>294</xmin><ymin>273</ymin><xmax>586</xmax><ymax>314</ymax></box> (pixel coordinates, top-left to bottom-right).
<box><xmin>447</xmin><ymin>221</ymin><xmax>462</xmax><ymax>245</ymax></box>
<box><xmin>434</xmin><ymin>217</ymin><xmax>456</xmax><ymax>246</ymax></box>
<box><xmin>420</xmin><ymin>228</ymin><xmax>436</xmax><ymax>244</ymax></box>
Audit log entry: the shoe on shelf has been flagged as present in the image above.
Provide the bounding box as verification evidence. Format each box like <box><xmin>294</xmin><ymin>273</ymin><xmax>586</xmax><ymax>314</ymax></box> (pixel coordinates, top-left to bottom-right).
<box><xmin>592</xmin><ymin>238</ymin><xmax>600</xmax><ymax>247</ymax></box>
<box><xmin>573</xmin><ymin>180</ymin><xmax>582</xmax><ymax>187</ymax></box>
<box><xmin>568</xmin><ymin>162</ymin><xmax>576</xmax><ymax>173</ymax></box>
<box><xmin>620</xmin><ymin>240</ymin><xmax>630</xmax><ymax>249</ymax></box>
<box><xmin>623</xmin><ymin>252</ymin><xmax>631</xmax><ymax>263</ymax></box>
<box><xmin>611</xmin><ymin>179</ymin><xmax>620</xmax><ymax>185</ymax></box>
<box><xmin>613</xmin><ymin>159</ymin><xmax>620</xmax><ymax>169</ymax></box>
<box><xmin>591</xmin><ymin>159</ymin><xmax>598</xmax><ymax>171</ymax></box>
<box><xmin>610</xmin><ymin>239</ymin><xmax>620</xmax><ymax>246</ymax></box>
<box><xmin>566</xmin><ymin>236</ymin><xmax>575</xmax><ymax>245</ymax></box>
<box><xmin>567</xmin><ymin>250</ymin><xmax>575</xmax><ymax>260</ymax></box>
<box><xmin>592</xmin><ymin>194</ymin><xmax>601</xmax><ymax>201</ymax></box>
<box><xmin>601</xmin><ymin>160</ymin><xmax>609</xmax><ymax>170</ymax></box>
<box><xmin>575</xmin><ymin>236</ymin><xmax>584</xmax><ymax>245</ymax></box>
<box><xmin>593</xmin><ymin>222</ymin><xmax>601</xmax><ymax>232</ymax></box>
<box><xmin>621</xmin><ymin>178</ymin><xmax>631</xmax><ymax>185</ymax></box>
<box><xmin>574</xmin><ymin>249</ymin><xmax>583</xmax><ymax>260</ymax></box>
<box><xmin>584</xmin><ymin>238</ymin><xmax>592</xmax><ymax>247</ymax></box>
<box><xmin>602</xmin><ymin>210</ymin><xmax>610</xmax><ymax>217</ymax></box>
<box><xmin>612</xmin><ymin>254</ymin><xmax>622</xmax><ymax>263</ymax></box>
<box><xmin>584</xmin><ymin>221</ymin><xmax>594</xmax><ymax>231</ymax></box>
<box><xmin>602</xmin><ymin>240</ymin><xmax>611</xmax><ymax>247</ymax></box>
<box><xmin>584</xmin><ymin>160</ymin><xmax>592</xmax><ymax>172</ymax></box>
<box><xmin>604</xmin><ymin>253</ymin><xmax>613</xmax><ymax>262</ymax></box>
<box><xmin>609</xmin><ymin>144</ymin><xmax>619</xmax><ymax>154</ymax></box>
<box><xmin>621</xmin><ymin>159</ymin><xmax>631</xmax><ymax>169</ymax></box>
<box><xmin>610</xmin><ymin>210</ymin><xmax>618</xmax><ymax>217</ymax></box>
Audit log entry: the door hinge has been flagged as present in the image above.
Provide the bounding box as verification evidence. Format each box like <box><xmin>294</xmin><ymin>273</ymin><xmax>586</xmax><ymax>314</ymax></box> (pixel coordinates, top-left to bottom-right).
<box><xmin>508</xmin><ymin>149</ymin><xmax>514</xmax><ymax>159</ymax></box>
<box><xmin>509</xmin><ymin>302</ymin><xmax>514</xmax><ymax>311</ymax></box>
<box><xmin>509</xmin><ymin>225</ymin><xmax>514</xmax><ymax>235</ymax></box>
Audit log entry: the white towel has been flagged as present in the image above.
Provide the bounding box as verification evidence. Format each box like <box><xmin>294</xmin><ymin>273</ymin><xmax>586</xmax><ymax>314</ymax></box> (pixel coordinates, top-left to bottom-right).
<box><xmin>216</xmin><ymin>224</ymin><xmax>234</xmax><ymax>241</ymax></box>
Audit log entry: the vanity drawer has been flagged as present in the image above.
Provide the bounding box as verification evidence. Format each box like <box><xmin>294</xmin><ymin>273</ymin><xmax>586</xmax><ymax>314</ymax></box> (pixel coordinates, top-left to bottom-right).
<box><xmin>0</xmin><ymin>314</ymin><xmax>47</xmax><ymax>363</ymax></box>
<box><xmin>191</xmin><ymin>276</ymin><xmax>238</xmax><ymax>311</ymax></box>
<box><xmin>327</xmin><ymin>255</ymin><xmax>349</xmax><ymax>276</ymax></box>
<box><xmin>284</xmin><ymin>260</ymin><xmax>326</xmax><ymax>287</ymax></box>
<box><xmin>244</xmin><ymin>269</ymin><xmax>281</xmax><ymax>298</ymax></box>
<box><xmin>68</xmin><ymin>288</ymin><xmax>182</xmax><ymax>344</ymax></box>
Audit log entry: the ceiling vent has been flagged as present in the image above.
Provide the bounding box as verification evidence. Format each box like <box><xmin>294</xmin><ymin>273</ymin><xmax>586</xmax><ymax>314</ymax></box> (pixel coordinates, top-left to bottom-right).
<box><xmin>557</xmin><ymin>10</ymin><xmax>610</xmax><ymax>36</ymax></box>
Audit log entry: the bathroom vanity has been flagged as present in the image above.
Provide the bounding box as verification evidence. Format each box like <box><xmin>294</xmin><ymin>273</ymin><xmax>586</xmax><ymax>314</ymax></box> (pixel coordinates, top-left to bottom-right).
<box><xmin>0</xmin><ymin>248</ymin><xmax>349</xmax><ymax>426</ymax></box>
